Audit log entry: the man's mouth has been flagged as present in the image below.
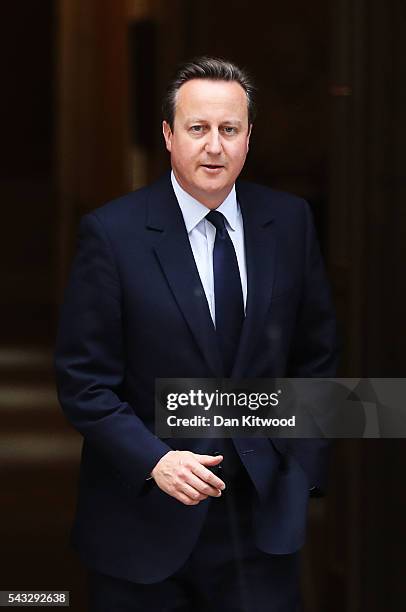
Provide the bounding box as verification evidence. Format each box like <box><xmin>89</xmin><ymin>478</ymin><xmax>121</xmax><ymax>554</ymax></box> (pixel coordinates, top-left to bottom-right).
<box><xmin>201</xmin><ymin>164</ymin><xmax>224</xmax><ymax>169</ymax></box>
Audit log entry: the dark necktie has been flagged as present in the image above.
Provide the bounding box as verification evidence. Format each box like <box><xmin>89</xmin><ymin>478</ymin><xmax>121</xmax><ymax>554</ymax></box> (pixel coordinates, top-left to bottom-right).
<box><xmin>206</xmin><ymin>210</ymin><xmax>244</xmax><ymax>376</ymax></box>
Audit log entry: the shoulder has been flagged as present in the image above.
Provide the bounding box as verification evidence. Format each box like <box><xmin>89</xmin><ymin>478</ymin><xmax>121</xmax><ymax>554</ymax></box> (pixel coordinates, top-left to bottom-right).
<box><xmin>88</xmin><ymin>184</ymin><xmax>150</xmax><ymax>228</ymax></box>
<box><xmin>236</xmin><ymin>179</ymin><xmax>311</xmax><ymax>223</ymax></box>
<box><xmin>82</xmin><ymin>173</ymin><xmax>172</xmax><ymax>235</ymax></box>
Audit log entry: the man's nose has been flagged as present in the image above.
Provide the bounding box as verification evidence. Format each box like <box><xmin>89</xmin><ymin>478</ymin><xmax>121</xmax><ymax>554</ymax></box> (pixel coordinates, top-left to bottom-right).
<box><xmin>205</xmin><ymin>129</ymin><xmax>222</xmax><ymax>155</ymax></box>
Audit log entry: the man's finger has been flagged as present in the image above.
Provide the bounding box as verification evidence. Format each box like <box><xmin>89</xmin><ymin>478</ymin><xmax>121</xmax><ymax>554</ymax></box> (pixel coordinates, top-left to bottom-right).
<box><xmin>193</xmin><ymin>453</ymin><xmax>225</xmax><ymax>488</ymax></box>
<box><xmin>179</xmin><ymin>482</ymin><xmax>207</xmax><ymax>502</ymax></box>
<box><xmin>176</xmin><ymin>491</ymin><xmax>201</xmax><ymax>506</ymax></box>
<box><xmin>186</xmin><ymin>473</ymin><xmax>222</xmax><ymax>497</ymax></box>
<box><xmin>197</xmin><ymin>454</ymin><xmax>223</xmax><ymax>465</ymax></box>
<box><xmin>192</xmin><ymin>463</ymin><xmax>225</xmax><ymax>490</ymax></box>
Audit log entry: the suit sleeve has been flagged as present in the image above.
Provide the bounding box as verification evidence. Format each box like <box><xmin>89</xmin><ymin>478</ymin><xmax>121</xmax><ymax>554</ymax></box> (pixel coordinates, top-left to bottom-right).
<box><xmin>54</xmin><ymin>213</ymin><xmax>170</xmax><ymax>493</ymax></box>
<box><xmin>286</xmin><ymin>201</ymin><xmax>340</xmax><ymax>494</ymax></box>
<box><xmin>287</xmin><ymin>200</ymin><xmax>339</xmax><ymax>378</ymax></box>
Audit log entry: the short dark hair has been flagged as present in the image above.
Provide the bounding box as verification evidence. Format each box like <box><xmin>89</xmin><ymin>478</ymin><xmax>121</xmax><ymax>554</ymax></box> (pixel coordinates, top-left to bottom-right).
<box><xmin>162</xmin><ymin>56</ymin><xmax>256</xmax><ymax>129</ymax></box>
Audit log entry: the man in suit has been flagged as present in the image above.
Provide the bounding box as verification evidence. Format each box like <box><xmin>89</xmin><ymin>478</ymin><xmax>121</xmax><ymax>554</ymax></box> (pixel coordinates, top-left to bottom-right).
<box><xmin>55</xmin><ymin>57</ymin><xmax>338</xmax><ymax>611</ymax></box>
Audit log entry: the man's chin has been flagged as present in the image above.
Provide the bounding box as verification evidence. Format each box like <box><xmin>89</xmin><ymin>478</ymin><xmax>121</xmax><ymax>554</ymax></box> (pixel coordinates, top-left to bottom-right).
<box><xmin>191</xmin><ymin>182</ymin><xmax>233</xmax><ymax>208</ymax></box>
<box><xmin>196</xmin><ymin>172</ymin><xmax>229</xmax><ymax>188</ymax></box>
<box><xmin>196</xmin><ymin>180</ymin><xmax>228</xmax><ymax>195</ymax></box>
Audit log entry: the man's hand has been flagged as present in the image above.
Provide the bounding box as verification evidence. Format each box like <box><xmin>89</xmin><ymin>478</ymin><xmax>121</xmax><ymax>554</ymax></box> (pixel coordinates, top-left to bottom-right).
<box><xmin>151</xmin><ymin>450</ymin><xmax>225</xmax><ymax>506</ymax></box>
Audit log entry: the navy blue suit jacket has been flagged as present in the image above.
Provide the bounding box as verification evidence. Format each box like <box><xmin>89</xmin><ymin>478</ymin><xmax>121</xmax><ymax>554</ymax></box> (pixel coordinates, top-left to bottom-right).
<box><xmin>55</xmin><ymin>173</ymin><xmax>338</xmax><ymax>583</ymax></box>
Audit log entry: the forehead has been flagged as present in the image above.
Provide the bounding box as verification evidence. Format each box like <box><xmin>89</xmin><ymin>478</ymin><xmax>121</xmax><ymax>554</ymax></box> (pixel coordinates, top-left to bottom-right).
<box><xmin>174</xmin><ymin>79</ymin><xmax>248</xmax><ymax>122</ymax></box>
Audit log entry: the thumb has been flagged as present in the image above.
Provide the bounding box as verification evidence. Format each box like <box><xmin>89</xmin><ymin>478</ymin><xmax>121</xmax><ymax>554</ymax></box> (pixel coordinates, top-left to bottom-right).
<box><xmin>197</xmin><ymin>454</ymin><xmax>223</xmax><ymax>465</ymax></box>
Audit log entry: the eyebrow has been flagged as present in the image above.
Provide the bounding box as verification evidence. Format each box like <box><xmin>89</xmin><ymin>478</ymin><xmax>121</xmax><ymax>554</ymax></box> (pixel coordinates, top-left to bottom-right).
<box><xmin>186</xmin><ymin>118</ymin><xmax>244</xmax><ymax>126</ymax></box>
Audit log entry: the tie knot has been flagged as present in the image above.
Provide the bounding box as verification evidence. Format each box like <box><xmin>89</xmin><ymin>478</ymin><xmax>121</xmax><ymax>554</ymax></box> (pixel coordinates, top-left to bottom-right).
<box><xmin>206</xmin><ymin>210</ymin><xmax>227</xmax><ymax>232</ymax></box>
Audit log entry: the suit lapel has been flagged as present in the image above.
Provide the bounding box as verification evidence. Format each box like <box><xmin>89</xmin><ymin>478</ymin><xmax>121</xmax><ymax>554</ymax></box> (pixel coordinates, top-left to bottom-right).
<box><xmin>146</xmin><ymin>175</ymin><xmax>223</xmax><ymax>376</ymax></box>
<box><xmin>145</xmin><ymin>175</ymin><xmax>277</xmax><ymax>379</ymax></box>
<box><xmin>232</xmin><ymin>182</ymin><xmax>276</xmax><ymax>378</ymax></box>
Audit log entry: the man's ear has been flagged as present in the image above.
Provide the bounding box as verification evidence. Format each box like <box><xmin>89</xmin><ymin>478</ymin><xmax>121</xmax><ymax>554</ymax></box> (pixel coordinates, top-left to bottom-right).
<box><xmin>162</xmin><ymin>121</ymin><xmax>172</xmax><ymax>152</ymax></box>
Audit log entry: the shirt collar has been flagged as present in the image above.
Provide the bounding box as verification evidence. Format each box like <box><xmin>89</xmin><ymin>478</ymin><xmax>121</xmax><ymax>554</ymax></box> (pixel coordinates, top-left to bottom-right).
<box><xmin>171</xmin><ymin>171</ymin><xmax>239</xmax><ymax>233</ymax></box>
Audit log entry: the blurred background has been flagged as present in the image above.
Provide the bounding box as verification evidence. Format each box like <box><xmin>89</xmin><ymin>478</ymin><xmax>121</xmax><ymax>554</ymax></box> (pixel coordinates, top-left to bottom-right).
<box><xmin>1</xmin><ymin>1</ymin><xmax>405</xmax><ymax>610</ymax></box>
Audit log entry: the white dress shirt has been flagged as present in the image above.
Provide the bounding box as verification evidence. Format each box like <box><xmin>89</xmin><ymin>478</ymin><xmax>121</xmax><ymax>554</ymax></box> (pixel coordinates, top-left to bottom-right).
<box><xmin>171</xmin><ymin>171</ymin><xmax>247</xmax><ymax>326</ymax></box>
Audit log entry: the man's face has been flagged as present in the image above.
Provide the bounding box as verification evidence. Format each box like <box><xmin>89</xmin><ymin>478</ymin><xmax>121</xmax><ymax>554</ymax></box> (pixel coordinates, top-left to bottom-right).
<box><xmin>163</xmin><ymin>79</ymin><xmax>252</xmax><ymax>208</ymax></box>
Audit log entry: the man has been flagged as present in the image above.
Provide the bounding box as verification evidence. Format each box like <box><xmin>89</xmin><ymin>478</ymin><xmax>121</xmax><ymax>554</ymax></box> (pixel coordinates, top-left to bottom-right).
<box><xmin>55</xmin><ymin>57</ymin><xmax>338</xmax><ymax>611</ymax></box>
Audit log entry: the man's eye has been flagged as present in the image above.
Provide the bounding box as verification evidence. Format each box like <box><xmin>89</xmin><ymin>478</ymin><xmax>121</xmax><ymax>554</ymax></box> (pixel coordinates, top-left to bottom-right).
<box><xmin>222</xmin><ymin>126</ymin><xmax>237</xmax><ymax>135</ymax></box>
<box><xmin>190</xmin><ymin>125</ymin><xmax>203</xmax><ymax>133</ymax></box>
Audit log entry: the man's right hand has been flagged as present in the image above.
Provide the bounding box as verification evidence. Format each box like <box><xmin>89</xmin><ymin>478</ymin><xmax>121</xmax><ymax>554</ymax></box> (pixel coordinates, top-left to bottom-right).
<box><xmin>150</xmin><ymin>450</ymin><xmax>225</xmax><ymax>505</ymax></box>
